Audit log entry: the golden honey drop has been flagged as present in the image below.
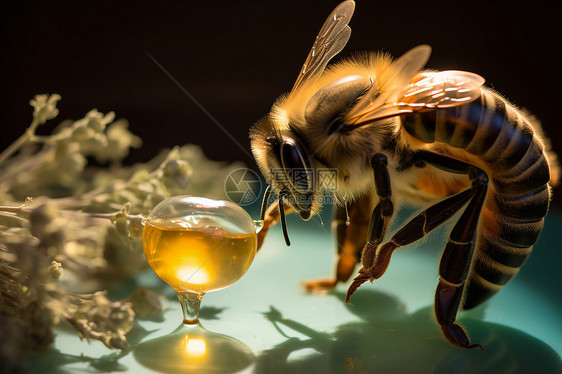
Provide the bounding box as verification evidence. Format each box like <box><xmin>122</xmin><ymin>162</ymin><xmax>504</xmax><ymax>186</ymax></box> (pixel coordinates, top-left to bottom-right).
<box><xmin>141</xmin><ymin>195</ymin><xmax>259</xmax><ymax>325</ymax></box>
<box><xmin>143</xmin><ymin>220</ymin><xmax>257</xmax><ymax>294</ymax></box>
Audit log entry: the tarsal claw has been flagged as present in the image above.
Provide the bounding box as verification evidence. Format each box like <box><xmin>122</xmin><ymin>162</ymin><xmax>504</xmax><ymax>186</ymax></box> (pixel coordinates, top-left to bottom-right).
<box><xmin>345</xmin><ymin>267</ymin><xmax>374</xmax><ymax>303</ymax></box>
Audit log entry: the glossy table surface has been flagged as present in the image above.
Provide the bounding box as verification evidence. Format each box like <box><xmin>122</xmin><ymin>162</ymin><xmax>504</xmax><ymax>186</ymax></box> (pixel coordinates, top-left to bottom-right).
<box><xmin>31</xmin><ymin>209</ymin><xmax>562</xmax><ymax>373</ymax></box>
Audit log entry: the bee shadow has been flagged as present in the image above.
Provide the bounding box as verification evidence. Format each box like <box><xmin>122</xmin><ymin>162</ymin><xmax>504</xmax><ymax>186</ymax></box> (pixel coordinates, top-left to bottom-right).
<box><xmin>255</xmin><ymin>289</ymin><xmax>561</xmax><ymax>374</ymax></box>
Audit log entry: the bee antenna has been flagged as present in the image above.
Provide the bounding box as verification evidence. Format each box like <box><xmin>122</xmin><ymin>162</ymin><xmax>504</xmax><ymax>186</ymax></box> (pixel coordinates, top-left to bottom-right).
<box><xmin>260</xmin><ymin>185</ymin><xmax>272</xmax><ymax>221</ymax></box>
<box><xmin>278</xmin><ymin>191</ymin><xmax>291</xmax><ymax>246</ymax></box>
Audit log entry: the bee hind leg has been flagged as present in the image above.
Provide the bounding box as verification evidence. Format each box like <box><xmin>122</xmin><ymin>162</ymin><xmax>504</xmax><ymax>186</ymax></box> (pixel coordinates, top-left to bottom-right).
<box><xmin>435</xmin><ymin>167</ymin><xmax>487</xmax><ymax>349</ymax></box>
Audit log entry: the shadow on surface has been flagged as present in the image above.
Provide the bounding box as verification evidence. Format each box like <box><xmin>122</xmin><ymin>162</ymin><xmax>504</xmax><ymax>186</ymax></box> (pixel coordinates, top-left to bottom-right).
<box><xmin>29</xmin><ymin>349</ymin><xmax>129</xmax><ymax>374</ymax></box>
<box><xmin>255</xmin><ymin>289</ymin><xmax>562</xmax><ymax>374</ymax></box>
<box><xmin>28</xmin><ymin>323</ymin><xmax>153</xmax><ymax>373</ymax></box>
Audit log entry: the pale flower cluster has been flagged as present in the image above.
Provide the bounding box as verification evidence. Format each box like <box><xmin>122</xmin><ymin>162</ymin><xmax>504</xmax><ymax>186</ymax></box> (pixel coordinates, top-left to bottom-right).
<box><xmin>30</xmin><ymin>93</ymin><xmax>61</xmax><ymax>126</ymax></box>
<box><xmin>0</xmin><ymin>94</ymin><xmax>244</xmax><ymax>371</ymax></box>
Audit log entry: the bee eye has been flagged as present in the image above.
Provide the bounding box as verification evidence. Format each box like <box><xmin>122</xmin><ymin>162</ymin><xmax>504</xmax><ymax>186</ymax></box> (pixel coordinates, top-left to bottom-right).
<box><xmin>280</xmin><ymin>141</ymin><xmax>312</xmax><ymax>192</ymax></box>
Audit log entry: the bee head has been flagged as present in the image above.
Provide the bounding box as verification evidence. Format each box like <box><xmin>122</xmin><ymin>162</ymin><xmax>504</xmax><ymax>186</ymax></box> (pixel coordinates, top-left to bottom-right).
<box><xmin>256</xmin><ymin>131</ymin><xmax>315</xmax><ymax>218</ymax></box>
<box><xmin>271</xmin><ymin>134</ymin><xmax>315</xmax><ymax>220</ymax></box>
<box><xmin>251</xmin><ymin>117</ymin><xmax>323</xmax><ymax>245</ymax></box>
<box><xmin>249</xmin><ymin>72</ymin><xmax>375</xmax><ymax>246</ymax></box>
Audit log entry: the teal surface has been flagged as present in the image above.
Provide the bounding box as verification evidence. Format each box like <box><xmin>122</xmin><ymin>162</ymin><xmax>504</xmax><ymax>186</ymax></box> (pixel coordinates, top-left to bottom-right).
<box><xmin>31</xmin><ymin>209</ymin><xmax>562</xmax><ymax>373</ymax></box>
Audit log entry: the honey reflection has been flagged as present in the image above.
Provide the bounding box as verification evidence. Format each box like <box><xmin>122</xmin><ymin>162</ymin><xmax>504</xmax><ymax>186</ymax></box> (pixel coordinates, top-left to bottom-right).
<box><xmin>176</xmin><ymin>266</ymin><xmax>210</xmax><ymax>286</ymax></box>
<box><xmin>134</xmin><ymin>324</ymin><xmax>254</xmax><ymax>373</ymax></box>
<box><xmin>184</xmin><ymin>336</ymin><xmax>206</xmax><ymax>357</ymax></box>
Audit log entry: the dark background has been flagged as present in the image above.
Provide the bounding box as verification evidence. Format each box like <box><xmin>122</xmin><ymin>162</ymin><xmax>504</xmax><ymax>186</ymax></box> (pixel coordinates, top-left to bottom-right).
<box><xmin>2</xmin><ymin>0</ymin><xmax>561</xmax><ymax>208</ymax></box>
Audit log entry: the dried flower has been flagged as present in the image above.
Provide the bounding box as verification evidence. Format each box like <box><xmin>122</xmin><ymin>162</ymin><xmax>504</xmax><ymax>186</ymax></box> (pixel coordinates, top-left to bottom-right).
<box><xmin>49</xmin><ymin>261</ymin><xmax>62</xmax><ymax>280</ymax></box>
<box><xmin>65</xmin><ymin>291</ymin><xmax>135</xmax><ymax>350</ymax></box>
<box><xmin>30</xmin><ymin>94</ymin><xmax>61</xmax><ymax>126</ymax></box>
<box><xmin>0</xmin><ymin>94</ymin><xmax>245</xmax><ymax>370</ymax></box>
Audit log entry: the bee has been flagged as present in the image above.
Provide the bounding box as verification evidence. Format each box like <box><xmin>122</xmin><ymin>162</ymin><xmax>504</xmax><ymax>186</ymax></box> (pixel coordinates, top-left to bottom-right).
<box><xmin>250</xmin><ymin>0</ymin><xmax>559</xmax><ymax>349</ymax></box>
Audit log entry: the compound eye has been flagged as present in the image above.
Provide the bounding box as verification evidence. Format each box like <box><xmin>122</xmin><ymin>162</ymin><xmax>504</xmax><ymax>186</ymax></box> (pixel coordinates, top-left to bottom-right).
<box><xmin>280</xmin><ymin>140</ymin><xmax>312</xmax><ymax>192</ymax></box>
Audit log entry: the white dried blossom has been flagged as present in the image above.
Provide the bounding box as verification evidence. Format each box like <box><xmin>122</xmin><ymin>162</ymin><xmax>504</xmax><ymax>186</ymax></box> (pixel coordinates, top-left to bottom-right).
<box><xmin>54</xmin><ymin>110</ymin><xmax>142</xmax><ymax>166</ymax></box>
<box><xmin>30</xmin><ymin>94</ymin><xmax>61</xmax><ymax>126</ymax></box>
<box><xmin>66</xmin><ymin>291</ymin><xmax>135</xmax><ymax>350</ymax></box>
<box><xmin>163</xmin><ymin>159</ymin><xmax>192</xmax><ymax>190</ymax></box>
<box><xmin>49</xmin><ymin>260</ymin><xmax>62</xmax><ymax>280</ymax></box>
<box><xmin>95</xmin><ymin>119</ymin><xmax>142</xmax><ymax>163</ymax></box>
<box><xmin>71</xmin><ymin>109</ymin><xmax>114</xmax><ymax>134</ymax></box>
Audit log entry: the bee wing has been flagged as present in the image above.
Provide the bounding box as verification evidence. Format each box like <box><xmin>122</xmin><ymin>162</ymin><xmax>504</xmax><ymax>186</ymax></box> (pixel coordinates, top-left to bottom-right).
<box><xmin>398</xmin><ymin>70</ymin><xmax>485</xmax><ymax>108</ymax></box>
<box><xmin>343</xmin><ymin>45</ymin><xmax>432</xmax><ymax>124</ymax></box>
<box><xmin>291</xmin><ymin>0</ymin><xmax>355</xmax><ymax>93</ymax></box>
<box><xmin>347</xmin><ymin>69</ymin><xmax>485</xmax><ymax>125</ymax></box>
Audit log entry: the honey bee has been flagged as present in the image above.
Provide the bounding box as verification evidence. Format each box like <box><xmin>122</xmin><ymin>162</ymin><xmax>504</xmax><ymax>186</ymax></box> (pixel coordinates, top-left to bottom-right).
<box><xmin>250</xmin><ymin>0</ymin><xmax>559</xmax><ymax>349</ymax></box>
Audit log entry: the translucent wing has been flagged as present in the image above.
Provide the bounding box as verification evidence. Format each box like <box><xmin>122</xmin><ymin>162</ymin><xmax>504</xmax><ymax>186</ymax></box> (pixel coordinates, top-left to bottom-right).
<box><xmin>398</xmin><ymin>70</ymin><xmax>485</xmax><ymax>109</ymax></box>
<box><xmin>291</xmin><ymin>0</ymin><xmax>355</xmax><ymax>93</ymax></box>
<box><xmin>357</xmin><ymin>70</ymin><xmax>485</xmax><ymax>124</ymax></box>
<box><xmin>346</xmin><ymin>67</ymin><xmax>485</xmax><ymax>126</ymax></box>
<box><xmin>343</xmin><ymin>45</ymin><xmax>432</xmax><ymax>124</ymax></box>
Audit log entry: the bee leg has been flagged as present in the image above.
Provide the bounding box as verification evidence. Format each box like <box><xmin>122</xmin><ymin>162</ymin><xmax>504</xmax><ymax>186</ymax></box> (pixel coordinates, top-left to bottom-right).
<box><xmin>347</xmin><ymin>150</ymin><xmax>478</xmax><ymax>300</ymax></box>
<box><xmin>346</xmin><ymin>154</ymin><xmax>395</xmax><ymax>300</ymax></box>
<box><xmin>257</xmin><ymin>198</ymin><xmax>294</xmax><ymax>251</ymax></box>
<box><xmin>436</xmin><ymin>167</ymin><xmax>487</xmax><ymax>349</ymax></box>
<box><xmin>303</xmin><ymin>193</ymin><xmax>372</xmax><ymax>293</ymax></box>
<box><xmin>346</xmin><ymin>180</ymin><xmax>477</xmax><ymax>301</ymax></box>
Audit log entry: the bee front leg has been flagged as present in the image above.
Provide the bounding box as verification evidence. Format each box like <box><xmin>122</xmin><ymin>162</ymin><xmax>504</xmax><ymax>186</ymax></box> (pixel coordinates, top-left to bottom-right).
<box><xmin>303</xmin><ymin>193</ymin><xmax>372</xmax><ymax>293</ymax></box>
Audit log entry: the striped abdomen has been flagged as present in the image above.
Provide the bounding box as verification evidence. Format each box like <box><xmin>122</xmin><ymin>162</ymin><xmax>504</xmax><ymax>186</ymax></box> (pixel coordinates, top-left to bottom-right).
<box><xmin>401</xmin><ymin>87</ymin><xmax>554</xmax><ymax>309</ymax></box>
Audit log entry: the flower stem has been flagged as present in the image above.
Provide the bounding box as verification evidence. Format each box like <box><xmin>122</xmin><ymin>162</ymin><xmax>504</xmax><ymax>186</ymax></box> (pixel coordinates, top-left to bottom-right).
<box><xmin>0</xmin><ymin>119</ymin><xmax>38</xmax><ymax>166</ymax></box>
